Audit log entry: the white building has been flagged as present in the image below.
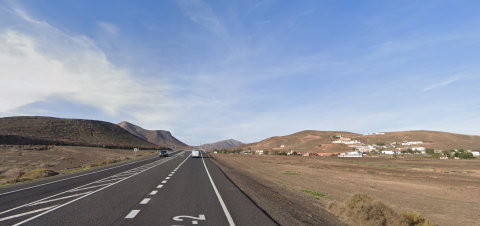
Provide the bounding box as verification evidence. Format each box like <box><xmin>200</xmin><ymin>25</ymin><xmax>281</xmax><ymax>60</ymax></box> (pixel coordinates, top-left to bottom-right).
<box><xmin>338</xmin><ymin>151</ymin><xmax>362</xmax><ymax>157</ymax></box>
<box><xmin>471</xmin><ymin>151</ymin><xmax>480</xmax><ymax>156</ymax></box>
<box><xmin>364</xmin><ymin>132</ymin><xmax>385</xmax><ymax>135</ymax></box>
<box><xmin>411</xmin><ymin>147</ymin><xmax>426</xmax><ymax>151</ymax></box>
<box><xmin>402</xmin><ymin>141</ymin><xmax>423</xmax><ymax>145</ymax></box>
<box><xmin>280</xmin><ymin>145</ymin><xmax>286</xmax><ymax>147</ymax></box>
<box><xmin>332</xmin><ymin>140</ymin><xmax>361</xmax><ymax>144</ymax></box>
<box><xmin>382</xmin><ymin>151</ymin><xmax>396</xmax><ymax>155</ymax></box>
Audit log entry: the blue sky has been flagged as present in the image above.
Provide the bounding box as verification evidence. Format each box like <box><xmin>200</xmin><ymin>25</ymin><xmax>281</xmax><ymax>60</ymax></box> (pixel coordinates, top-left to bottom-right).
<box><xmin>1</xmin><ymin>0</ymin><xmax>480</xmax><ymax>144</ymax></box>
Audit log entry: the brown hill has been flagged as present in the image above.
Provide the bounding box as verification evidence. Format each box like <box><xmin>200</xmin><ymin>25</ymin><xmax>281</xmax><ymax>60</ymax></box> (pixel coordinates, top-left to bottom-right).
<box><xmin>357</xmin><ymin>130</ymin><xmax>480</xmax><ymax>150</ymax></box>
<box><xmin>0</xmin><ymin>116</ymin><xmax>163</xmax><ymax>149</ymax></box>
<box><xmin>234</xmin><ymin>130</ymin><xmax>361</xmax><ymax>153</ymax></box>
<box><xmin>233</xmin><ymin>130</ymin><xmax>480</xmax><ymax>153</ymax></box>
<box><xmin>117</xmin><ymin>121</ymin><xmax>188</xmax><ymax>148</ymax></box>
<box><xmin>198</xmin><ymin>139</ymin><xmax>244</xmax><ymax>150</ymax></box>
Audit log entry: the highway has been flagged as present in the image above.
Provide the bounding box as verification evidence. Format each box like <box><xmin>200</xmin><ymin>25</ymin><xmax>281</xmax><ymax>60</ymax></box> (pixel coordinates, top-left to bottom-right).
<box><xmin>0</xmin><ymin>151</ymin><xmax>277</xmax><ymax>226</ymax></box>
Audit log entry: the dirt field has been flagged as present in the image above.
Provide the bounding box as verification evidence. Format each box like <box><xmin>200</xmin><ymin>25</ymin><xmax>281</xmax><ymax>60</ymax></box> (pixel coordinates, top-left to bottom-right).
<box><xmin>0</xmin><ymin>145</ymin><xmax>156</xmax><ymax>186</ymax></box>
<box><xmin>210</xmin><ymin>153</ymin><xmax>480</xmax><ymax>226</ymax></box>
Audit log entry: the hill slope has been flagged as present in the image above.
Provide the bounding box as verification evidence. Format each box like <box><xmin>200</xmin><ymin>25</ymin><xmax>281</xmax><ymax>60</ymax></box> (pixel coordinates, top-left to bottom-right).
<box><xmin>198</xmin><ymin>139</ymin><xmax>244</xmax><ymax>150</ymax></box>
<box><xmin>357</xmin><ymin>130</ymin><xmax>480</xmax><ymax>150</ymax></box>
<box><xmin>0</xmin><ymin>116</ymin><xmax>162</xmax><ymax>149</ymax></box>
<box><xmin>117</xmin><ymin>121</ymin><xmax>188</xmax><ymax>148</ymax></box>
<box><xmin>234</xmin><ymin>130</ymin><xmax>480</xmax><ymax>153</ymax></box>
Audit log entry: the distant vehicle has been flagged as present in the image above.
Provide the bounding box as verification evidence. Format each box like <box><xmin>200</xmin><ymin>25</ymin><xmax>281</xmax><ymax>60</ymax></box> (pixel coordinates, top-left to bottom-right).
<box><xmin>159</xmin><ymin>150</ymin><xmax>168</xmax><ymax>157</ymax></box>
<box><xmin>192</xmin><ymin>150</ymin><xmax>200</xmax><ymax>158</ymax></box>
<box><xmin>214</xmin><ymin>151</ymin><xmax>217</xmax><ymax>153</ymax></box>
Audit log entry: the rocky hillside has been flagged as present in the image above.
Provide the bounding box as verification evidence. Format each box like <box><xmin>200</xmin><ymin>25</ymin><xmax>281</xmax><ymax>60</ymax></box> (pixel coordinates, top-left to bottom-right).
<box><xmin>198</xmin><ymin>139</ymin><xmax>244</xmax><ymax>150</ymax></box>
<box><xmin>0</xmin><ymin>116</ymin><xmax>162</xmax><ymax>149</ymax></box>
<box><xmin>117</xmin><ymin>121</ymin><xmax>188</xmax><ymax>148</ymax></box>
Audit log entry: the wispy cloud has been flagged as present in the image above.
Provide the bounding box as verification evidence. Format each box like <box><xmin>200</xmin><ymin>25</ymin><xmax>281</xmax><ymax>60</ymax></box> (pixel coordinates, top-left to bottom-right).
<box><xmin>0</xmin><ymin>9</ymin><xmax>171</xmax><ymax>120</ymax></box>
<box><xmin>97</xmin><ymin>21</ymin><xmax>118</xmax><ymax>35</ymax></box>
<box><xmin>424</xmin><ymin>77</ymin><xmax>460</xmax><ymax>91</ymax></box>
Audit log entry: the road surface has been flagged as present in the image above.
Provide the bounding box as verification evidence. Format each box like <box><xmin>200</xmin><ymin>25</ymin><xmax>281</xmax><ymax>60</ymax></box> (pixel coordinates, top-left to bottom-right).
<box><xmin>0</xmin><ymin>151</ymin><xmax>277</xmax><ymax>226</ymax></box>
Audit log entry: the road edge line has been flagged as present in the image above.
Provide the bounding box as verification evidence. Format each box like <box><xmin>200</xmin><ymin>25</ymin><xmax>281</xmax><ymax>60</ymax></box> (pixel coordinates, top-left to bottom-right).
<box><xmin>201</xmin><ymin>152</ymin><xmax>236</xmax><ymax>226</ymax></box>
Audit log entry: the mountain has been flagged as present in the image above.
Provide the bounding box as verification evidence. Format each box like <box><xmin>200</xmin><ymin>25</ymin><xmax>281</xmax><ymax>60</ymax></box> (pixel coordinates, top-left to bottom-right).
<box><xmin>117</xmin><ymin>121</ymin><xmax>188</xmax><ymax>148</ymax></box>
<box><xmin>197</xmin><ymin>139</ymin><xmax>244</xmax><ymax>150</ymax></box>
<box><xmin>0</xmin><ymin>116</ymin><xmax>162</xmax><ymax>149</ymax></box>
<box><xmin>233</xmin><ymin>130</ymin><xmax>480</xmax><ymax>153</ymax></box>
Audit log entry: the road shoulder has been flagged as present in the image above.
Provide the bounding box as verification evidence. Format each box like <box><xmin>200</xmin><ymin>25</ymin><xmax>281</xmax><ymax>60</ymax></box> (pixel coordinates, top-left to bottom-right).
<box><xmin>208</xmin><ymin>153</ymin><xmax>348</xmax><ymax>226</ymax></box>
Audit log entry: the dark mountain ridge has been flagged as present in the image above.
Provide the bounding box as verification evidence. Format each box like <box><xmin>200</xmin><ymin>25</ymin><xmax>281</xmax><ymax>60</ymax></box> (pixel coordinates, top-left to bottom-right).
<box><xmin>0</xmin><ymin>116</ymin><xmax>163</xmax><ymax>149</ymax></box>
<box><xmin>117</xmin><ymin>121</ymin><xmax>188</xmax><ymax>148</ymax></box>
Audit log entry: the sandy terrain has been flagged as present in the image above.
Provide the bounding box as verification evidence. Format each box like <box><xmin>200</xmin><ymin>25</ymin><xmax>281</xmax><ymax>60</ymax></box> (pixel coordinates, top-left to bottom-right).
<box><xmin>210</xmin><ymin>153</ymin><xmax>480</xmax><ymax>226</ymax></box>
<box><xmin>0</xmin><ymin>145</ymin><xmax>156</xmax><ymax>186</ymax></box>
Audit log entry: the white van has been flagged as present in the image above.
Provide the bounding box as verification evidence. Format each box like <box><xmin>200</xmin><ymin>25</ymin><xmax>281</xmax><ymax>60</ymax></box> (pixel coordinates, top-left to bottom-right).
<box><xmin>191</xmin><ymin>150</ymin><xmax>200</xmax><ymax>158</ymax></box>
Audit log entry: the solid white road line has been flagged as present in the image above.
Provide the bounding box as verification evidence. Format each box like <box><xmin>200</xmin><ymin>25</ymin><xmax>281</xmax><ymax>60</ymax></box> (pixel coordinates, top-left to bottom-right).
<box><xmin>0</xmin><ymin>205</ymin><xmax>59</xmax><ymax>222</ymax></box>
<box><xmin>149</xmin><ymin>190</ymin><xmax>158</xmax><ymax>195</ymax></box>
<box><xmin>161</xmin><ymin>180</ymin><xmax>167</xmax><ymax>184</ymax></box>
<box><xmin>140</xmin><ymin>198</ymin><xmax>151</xmax><ymax>204</ymax></box>
<box><xmin>201</xmin><ymin>152</ymin><xmax>236</xmax><ymax>226</ymax></box>
<box><xmin>156</xmin><ymin>185</ymin><xmax>163</xmax><ymax>188</ymax></box>
<box><xmin>125</xmin><ymin>210</ymin><xmax>140</xmax><ymax>219</ymax></box>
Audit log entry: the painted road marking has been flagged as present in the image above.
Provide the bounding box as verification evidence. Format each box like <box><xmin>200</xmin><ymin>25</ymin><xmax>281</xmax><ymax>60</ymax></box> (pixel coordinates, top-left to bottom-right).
<box><xmin>165</xmin><ymin>177</ymin><xmax>171</xmax><ymax>179</ymax></box>
<box><xmin>125</xmin><ymin>210</ymin><xmax>140</xmax><ymax>219</ymax></box>
<box><xmin>161</xmin><ymin>180</ymin><xmax>167</xmax><ymax>183</ymax></box>
<box><xmin>0</xmin><ymin>205</ymin><xmax>59</xmax><ymax>222</ymax></box>
<box><xmin>149</xmin><ymin>190</ymin><xmax>158</xmax><ymax>195</ymax></box>
<box><xmin>157</xmin><ymin>185</ymin><xmax>163</xmax><ymax>188</ymax></box>
<box><xmin>0</xmin><ymin>155</ymin><xmax>161</xmax><ymax>197</ymax></box>
<box><xmin>201</xmin><ymin>152</ymin><xmax>236</xmax><ymax>226</ymax></box>
<box><xmin>0</xmin><ymin>152</ymin><xmax>186</xmax><ymax>226</ymax></box>
<box><xmin>168</xmin><ymin>174</ymin><xmax>173</xmax><ymax>176</ymax></box>
<box><xmin>140</xmin><ymin>198</ymin><xmax>151</xmax><ymax>204</ymax></box>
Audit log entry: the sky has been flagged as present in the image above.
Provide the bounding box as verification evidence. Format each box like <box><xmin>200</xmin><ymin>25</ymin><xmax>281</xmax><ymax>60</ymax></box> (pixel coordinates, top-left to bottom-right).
<box><xmin>1</xmin><ymin>0</ymin><xmax>480</xmax><ymax>145</ymax></box>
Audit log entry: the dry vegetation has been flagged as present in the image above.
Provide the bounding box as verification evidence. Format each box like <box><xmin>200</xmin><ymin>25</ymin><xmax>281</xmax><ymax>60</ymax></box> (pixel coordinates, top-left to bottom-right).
<box><xmin>0</xmin><ymin>145</ymin><xmax>154</xmax><ymax>186</ymax></box>
<box><xmin>210</xmin><ymin>153</ymin><xmax>480</xmax><ymax>225</ymax></box>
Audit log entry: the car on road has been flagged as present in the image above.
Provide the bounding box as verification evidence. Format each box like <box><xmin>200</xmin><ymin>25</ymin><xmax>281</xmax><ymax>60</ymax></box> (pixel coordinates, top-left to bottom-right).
<box><xmin>159</xmin><ymin>150</ymin><xmax>168</xmax><ymax>157</ymax></box>
<box><xmin>192</xmin><ymin>150</ymin><xmax>200</xmax><ymax>158</ymax></box>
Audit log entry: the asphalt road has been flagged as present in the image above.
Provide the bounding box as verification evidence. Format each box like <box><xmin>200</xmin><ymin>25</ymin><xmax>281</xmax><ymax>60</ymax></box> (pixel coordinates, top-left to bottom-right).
<box><xmin>0</xmin><ymin>151</ymin><xmax>277</xmax><ymax>226</ymax></box>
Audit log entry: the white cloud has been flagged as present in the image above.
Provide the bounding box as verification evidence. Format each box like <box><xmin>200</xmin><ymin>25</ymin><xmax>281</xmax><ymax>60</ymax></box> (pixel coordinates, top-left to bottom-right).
<box><xmin>0</xmin><ymin>9</ymin><xmax>171</xmax><ymax>120</ymax></box>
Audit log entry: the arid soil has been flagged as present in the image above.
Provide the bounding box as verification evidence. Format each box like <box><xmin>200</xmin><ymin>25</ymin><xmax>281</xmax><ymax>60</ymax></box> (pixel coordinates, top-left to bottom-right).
<box><xmin>0</xmin><ymin>145</ymin><xmax>155</xmax><ymax>186</ymax></box>
<box><xmin>210</xmin><ymin>153</ymin><xmax>480</xmax><ymax>226</ymax></box>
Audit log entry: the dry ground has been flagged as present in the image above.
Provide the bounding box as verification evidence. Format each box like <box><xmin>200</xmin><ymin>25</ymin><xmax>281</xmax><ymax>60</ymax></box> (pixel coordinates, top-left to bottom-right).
<box><xmin>210</xmin><ymin>153</ymin><xmax>480</xmax><ymax>226</ymax></box>
<box><xmin>0</xmin><ymin>145</ymin><xmax>156</xmax><ymax>186</ymax></box>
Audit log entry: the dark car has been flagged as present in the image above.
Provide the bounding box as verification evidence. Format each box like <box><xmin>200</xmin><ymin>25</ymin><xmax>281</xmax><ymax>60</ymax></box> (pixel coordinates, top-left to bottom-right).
<box><xmin>159</xmin><ymin>150</ymin><xmax>168</xmax><ymax>157</ymax></box>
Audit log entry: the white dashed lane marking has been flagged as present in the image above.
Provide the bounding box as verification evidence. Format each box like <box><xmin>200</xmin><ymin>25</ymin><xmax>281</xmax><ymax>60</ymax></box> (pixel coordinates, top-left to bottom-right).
<box><xmin>157</xmin><ymin>185</ymin><xmax>163</xmax><ymax>188</ymax></box>
<box><xmin>140</xmin><ymin>198</ymin><xmax>151</xmax><ymax>204</ymax></box>
<box><xmin>161</xmin><ymin>180</ymin><xmax>167</xmax><ymax>184</ymax></box>
<box><xmin>165</xmin><ymin>177</ymin><xmax>170</xmax><ymax>179</ymax></box>
<box><xmin>125</xmin><ymin>210</ymin><xmax>140</xmax><ymax>219</ymax></box>
<box><xmin>168</xmin><ymin>174</ymin><xmax>173</xmax><ymax>176</ymax></box>
<box><xmin>149</xmin><ymin>190</ymin><xmax>158</xmax><ymax>195</ymax></box>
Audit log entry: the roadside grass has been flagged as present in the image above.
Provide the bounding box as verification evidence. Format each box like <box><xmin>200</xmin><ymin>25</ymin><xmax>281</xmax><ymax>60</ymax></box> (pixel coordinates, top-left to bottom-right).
<box><xmin>22</xmin><ymin>168</ymin><xmax>58</xmax><ymax>180</ymax></box>
<box><xmin>302</xmin><ymin>189</ymin><xmax>324</xmax><ymax>198</ymax></box>
<box><xmin>283</xmin><ymin>171</ymin><xmax>300</xmax><ymax>175</ymax></box>
<box><xmin>367</xmin><ymin>169</ymin><xmax>379</xmax><ymax>174</ymax></box>
<box><xmin>328</xmin><ymin>194</ymin><xmax>436</xmax><ymax>226</ymax></box>
<box><xmin>0</xmin><ymin>154</ymin><xmax>147</xmax><ymax>187</ymax></box>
